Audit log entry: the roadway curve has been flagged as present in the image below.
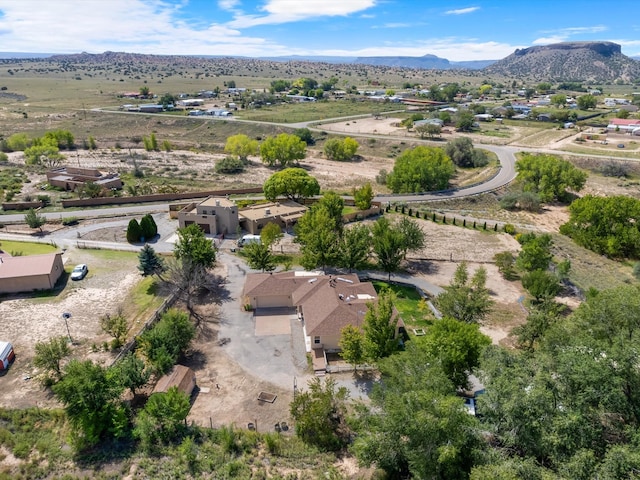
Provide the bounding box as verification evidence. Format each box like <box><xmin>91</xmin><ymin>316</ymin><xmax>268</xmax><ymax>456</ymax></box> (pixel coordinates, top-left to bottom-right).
<box><xmin>85</xmin><ymin>108</ymin><xmax>520</xmax><ymax>206</ymax></box>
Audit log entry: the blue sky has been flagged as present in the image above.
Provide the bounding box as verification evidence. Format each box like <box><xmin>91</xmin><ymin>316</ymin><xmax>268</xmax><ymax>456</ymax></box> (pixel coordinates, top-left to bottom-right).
<box><xmin>0</xmin><ymin>0</ymin><xmax>638</xmax><ymax>60</ymax></box>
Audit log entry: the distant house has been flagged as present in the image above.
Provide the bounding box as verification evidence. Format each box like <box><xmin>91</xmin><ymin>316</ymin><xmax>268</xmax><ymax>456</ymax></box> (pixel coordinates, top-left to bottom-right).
<box><xmin>474</xmin><ymin>113</ymin><xmax>494</xmax><ymax>122</ymax></box>
<box><xmin>177</xmin><ymin>196</ymin><xmax>239</xmax><ymax>235</ymax></box>
<box><xmin>206</xmin><ymin>108</ymin><xmax>232</xmax><ymax>117</ymax></box>
<box><xmin>243</xmin><ymin>271</ymin><xmax>403</xmax><ymax>372</ymax></box>
<box><xmin>152</xmin><ymin>365</ymin><xmax>196</xmax><ymax>397</ymax></box>
<box><xmin>46</xmin><ymin>166</ymin><xmax>122</xmax><ymax>191</ymax></box>
<box><xmin>238</xmin><ymin>201</ymin><xmax>307</xmax><ymax>234</ymax></box>
<box><xmin>179</xmin><ymin>99</ymin><xmax>205</xmax><ymax>108</ymax></box>
<box><xmin>537</xmin><ymin>113</ymin><xmax>553</xmax><ymax>122</ymax></box>
<box><xmin>607</xmin><ymin>118</ymin><xmax>640</xmax><ymax>135</ymax></box>
<box><xmin>138</xmin><ymin>104</ymin><xmax>164</xmax><ymax>113</ymax></box>
<box><xmin>413</xmin><ymin>118</ymin><xmax>444</xmax><ymax>128</ymax></box>
<box><xmin>286</xmin><ymin>95</ymin><xmax>316</xmax><ymax>102</ymax></box>
<box><xmin>0</xmin><ymin>252</ymin><xmax>64</xmax><ymax>294</ymax></box>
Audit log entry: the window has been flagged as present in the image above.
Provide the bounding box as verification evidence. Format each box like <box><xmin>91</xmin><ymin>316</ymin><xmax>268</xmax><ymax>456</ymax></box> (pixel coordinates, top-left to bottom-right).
<box><xmin>314</xmin><ymin>336</ymin><xmax>320</xmax><ymax>344</ymax></box>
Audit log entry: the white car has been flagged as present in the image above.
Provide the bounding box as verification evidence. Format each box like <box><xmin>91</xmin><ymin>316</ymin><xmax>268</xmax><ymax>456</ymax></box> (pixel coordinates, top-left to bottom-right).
<box><xmin>70</xmin><ymin>264</ymin><xmax>88</xmax><ymax>281</ymax></box>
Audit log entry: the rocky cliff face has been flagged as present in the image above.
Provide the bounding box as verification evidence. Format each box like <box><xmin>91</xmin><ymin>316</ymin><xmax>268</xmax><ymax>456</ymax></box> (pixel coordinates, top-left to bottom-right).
<box><xmin>484</xmin><ymin>41</ymin><xmax>640</xmax><ymax>82</ymax></box>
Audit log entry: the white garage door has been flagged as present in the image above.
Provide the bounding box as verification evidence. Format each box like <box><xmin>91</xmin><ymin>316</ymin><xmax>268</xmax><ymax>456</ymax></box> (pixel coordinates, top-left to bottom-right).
<box><xmin>256</xmin><ymin>295</ymin><xmax>290</xmax><ymax>308</ymax></box>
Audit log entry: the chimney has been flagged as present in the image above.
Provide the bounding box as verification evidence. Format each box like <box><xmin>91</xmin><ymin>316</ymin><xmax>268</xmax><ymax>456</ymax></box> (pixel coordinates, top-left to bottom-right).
<box><xmin>215</xmin><ymin>199</ymin><xmax>220</xmax><ymax>206</ymax></box>
<box><xmin>265</xmin><ymin>208</ymin><xmax>271</xmax><ymax>216</ymax></box>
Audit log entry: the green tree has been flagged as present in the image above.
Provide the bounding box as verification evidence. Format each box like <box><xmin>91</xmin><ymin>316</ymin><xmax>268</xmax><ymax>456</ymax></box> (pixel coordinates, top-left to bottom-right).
<box><xmin>386</xmin><ymin>145</ymin><xmax>455</xmax><ymax>193</ymax></box>
<box><xmin>260</xmin><ymin>133</ymin><xmax>306</xmax><ymax>167</ymax></box>
<box><xmin>353</xmin><ymin>182</ymin><xmax>374</xmax><ymax>210</ymax></box>
<box><xmin>456</xmin><ymin>111</ymin><xmax>475</xmax><ymax>132</ymax></box>
<box><xmin>24</xmin><ymin>138</ymin><xmax>63</xmax><ymax>165</ymax></box>
<box><xmin>139</xmin><ymin>86</ymin><xmax>150</xmax><ymax>97</ymax></box>
<box><xmin>77</xmin><ymin>181</ymin><xmax>102</xmax><ymax>199</ymax></box>
<box><xmin>445</xmin><ymin>137</ymin><xmax>488</xmax><ymax>168</ymax></box>
<box><xmin>139</xmin><ymin>213</ymin><xmax>157</xmax><ymax>240</ymax></box>
<box><xmin>24</xmin><ymin>208</ymin><xmax>46</xmax><ymax>233</ymax></box>
<box><xmin>138</xmin><ymin>244</ymin><xmax>166</xmax><ymax>278</ymax></box>
<box><xmin>577</xmin><ymin>94</ymin><xmax>597</xmax><ymax>110</ymax></box>
<box><xmin>263</xmin><ymin>168</ymin><xmax>320</xmax><ymax>202</ymax></box>
<box><xmin>293</xmin><ymin>127</ymin><xmax>315</xmax><ymax>145</ymax></box>
<box><xmin>43</xmin><ymin>129</ymin><xmax>75</xmax><ymax>149</ymax></box>
<box><xmin>87</xmin><ymin>135</ymin><xmax>97</xmax><ymax>150</ymax></box>
<box><xmin>494</xmin><ymin>251</ymin><xmax>517</xmax><ymax>280</ymax></box>
<box><xmin>134</xmin><ymin>386</ymin><xmax>191</xmax><ymax>451</ymax></box>
<box><xmin>521</xmin><ymin>269</ymin><xmax>561</xmax><ymax>303</ymax></box>
<box><xmin>396</xmin><ymin>215</ymin><xmax>426</xmax><ymax>258</ymax></box>
<box><xmin>244</xmin><ymin>242</ymin><xmax>276</xmax><ymax>272</ymax></box>
<box><xmin>6</xmin><ymin>133</ymin><xmax>31</xmax><ymax>151</ymax></box>
<box><xmin>372</xmin><ymin>217</ymin><xmax>405</xmax><ymax>280</ymax></box>
<box><xmin>215</xmin><ymin>156</ymin><xmax>245</xmax><ymax>173</ymax></box>
<box><xmin>126</xmin><ymin>218</ymin><xmax>142</xmax><ymax>243</ymax></box>
<box><xmin>515</xmin><ymin>153</ymin><xmax>587</xmax><ymax>202</ymax></box>
<box><xmin>560</xmin><ymin>195</ymin><xmax>640</xmax><ymax>259</ymax></box>
<box><xmin>296</xmin><ymin>206</ymin><xmax>339</xmax><ymax>272</ymax></box>
<box><xmin>224</xmin><ymin>134</ymin><xmax>258</xmax><ymax>161</ymax></box>
<box><xmin>138</xmin><ymin>309</ymin><xmax>196</xmax><ymax>375</ymax></box>
<box><xmin>112</xmin><ymin>352</ymin><xmax>150</xmax><ymax>397</ymax></box>
<box><xmin>174</xmin><ymin>223</ymin><xmax>216</xmax><ymax>269</ymax></box>
<box><xmin>363</xmin><ymin>290</ymin><xmax>399</xmax><ymax>360</ymax></box>
<box><xmin>100</xmin><ymin>312</ymin><xmax>128</xmax><ymax>349</ymax></box>
<box><xmin>339</xmin><ymin>325</ymin><xmax>366</xmax><ymax>371</ymax></box>
<box><xmin>323</xmin><ymin>137</ymin><xmax>359</xmax><ymax>161</ymax></box>
<box><xmin>536</xmin><ymin>82</ymin><xmax>552</xmax><ymax>93</ymax></box>
<box><xmin>551</xmin><ymin>93</ymin><xmax>567</xmax><ymax>107</ymax></box>
<box><xmin>516</xmin><ymin>233</ymin><xmax>553</xmax><ymax>272</ymax></box>
<box><xmin>415</xmin><ymin>122</ymin><xmax>442</xmax><ymax>139</ymax></box>
<box><xmin>421</xmin><ymin>316</ymin><xmax>491</xmax><ymax>389</ymax></box>
<box><xmin>290</xmin><ymin>377</ymin><xmax>350</xmax><ymax>451</ymax></box>
<box><xmin>353</xmin><ymin>343</ymin><xmax>480</xmax><ymax>479</ymax></box>
<box><xmin>52</xmin><ymin>360</ymin><xmax>126</xmax><ymax>448</ymax></box>
<box><xmin>436</xmin><ymin>262</ymin><xmax>493</xmax><ymax>323</ymax></box>
<box><xmin>260</xmin><ymin>222</ymin><xmax>283</xmax><ymax>251</ymax></box>
<box><xmin>33</xmin><ymin>336</ymin><xmax>71</xmax><ymax>383</ymax></box>
<box><xmin>315</xmin><ymin>191</ymin><xmax>344</xmax><ymax>233</ymax></box>
<box><xmin>337</xmin><ymin>224</ymin><xmax>371</xmax><ymax>272</ymax></box>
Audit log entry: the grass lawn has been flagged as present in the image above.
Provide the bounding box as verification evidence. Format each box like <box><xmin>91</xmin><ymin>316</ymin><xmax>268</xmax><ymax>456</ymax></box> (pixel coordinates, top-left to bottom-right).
<box><xmin>372</xmin><ymin>280</ymin><xmax>433</xmax><ymax>327</ymax></box>
<box><xmin>124</xmin><ymin>276</ymin><xmax>166</xmax><ymax>325</ymax></box>
<box><xmin>0</xmin><ymin>240</ymin><xmax>59</xmax><ymax>256</ymax></box>
<box><xmin>236</xmin><ymin>101</ymin><xmax>401</xmax><ymax>123</ymax></box>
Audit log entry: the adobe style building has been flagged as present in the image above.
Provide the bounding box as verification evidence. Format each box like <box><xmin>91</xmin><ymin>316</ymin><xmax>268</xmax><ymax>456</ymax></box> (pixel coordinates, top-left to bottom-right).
<box><xmin>0</xmin><ymin>252</ymin><xmax>64</xmax><ymax>294</ymax></box>
<box><xmin>243</xmin><ymin>271</ymin><xmax>403</xmax><ymax>369</ymax></box>
<box><xmin>238</xmin><ymin>201</ymin><xmax>307</xmax><ymax>234</ymax></box>
<box><xmin>46</xmin><ymin>166</ymin><xmax>122</xmax><ymax>191</ymax></box>
<box><xmin>177</xmin><ymin>196</ymin><xmax>239</xmax><ymax>235</ymax></box>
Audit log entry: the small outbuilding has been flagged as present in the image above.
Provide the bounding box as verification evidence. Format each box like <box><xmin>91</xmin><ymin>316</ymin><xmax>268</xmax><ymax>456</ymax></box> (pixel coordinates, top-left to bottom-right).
<box><xmin>0</xmin><ymin>341</ymin><xmax>15</xmax><ymax>370</ymax></box>
<box><xmin>152</xmin><ymin>365</ymin><xmax>197</xmax><ymax>398</ymax></box>
<box><xmin>0</xmin><ymin>252</ymin><xmax>64</xmax><ymax>294</ymax></box>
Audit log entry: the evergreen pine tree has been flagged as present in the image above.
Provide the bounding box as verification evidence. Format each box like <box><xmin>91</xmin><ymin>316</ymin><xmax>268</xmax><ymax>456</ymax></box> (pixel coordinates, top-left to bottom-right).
<box><xmin>127</xmin><ymin>219</ymin><xmax>142</xmax><ymax>243</ymax></box>
<box><xmin>138</xmin><ymin>244</ymin><xmax>166</xmax><ymax>278</ymax></box>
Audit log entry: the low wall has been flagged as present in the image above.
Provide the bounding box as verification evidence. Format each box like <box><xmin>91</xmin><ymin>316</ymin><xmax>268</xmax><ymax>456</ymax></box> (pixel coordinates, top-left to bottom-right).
<box><xmin>2</xmin><ymin>201</ymin><xmax>44</xmax><ymax>211</ymax></box>
<box><xmin>60</xmin><ymin>187</ymin><xmax>263</xmax><ymax>208</ymax></box>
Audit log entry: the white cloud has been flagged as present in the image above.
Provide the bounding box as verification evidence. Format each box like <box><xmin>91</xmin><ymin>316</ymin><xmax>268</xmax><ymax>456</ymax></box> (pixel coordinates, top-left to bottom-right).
<box><xmin>0</xmin><ymin>0</ymin><xmax>282</xmax><ymax>56</ymax></box>
<box><xmin>533</xmin><ymin>25</ymin><xmax>608</xmax><ymax>44</ymax></box>
<box><xmin>228</xmin><ymin>0</ymin><xmax>377</xmax><ymax>27</ymax></box>
<box><xmin>218</xmin><ymin>0</ymin><xmax>240</xmax><ymax>9</ymax></box>
<box><xmin>444</xmin><ymin>6</ymin><xmax>479</xmax><ymax>15</ymax></box>
<box><xmin>315</xmin><ymin>38</ymin><xmax>522</xmax><ymax>61</ymax></box>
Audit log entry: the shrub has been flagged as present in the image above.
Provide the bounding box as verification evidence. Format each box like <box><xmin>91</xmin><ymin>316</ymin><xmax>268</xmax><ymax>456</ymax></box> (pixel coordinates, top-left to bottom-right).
<box><xmin>0</xmin><ymin>152</ymin><xmax>7</xmax><ymax>162</ymax></box>
<box><xmin>503</xmin><ymin>224</ymin><xmax>516</xmax><ymax>235</ymax></box>
<box><xmin>215</xmin><ymin>156</ymin><xmax>245</xmax><ymax>174</ymax></box>
<box><xmin>126</xmin><ymin>218</ymin><xmax>142</xmax><ymax>243</ymax></box>
<box><xmin>140</xmin><ymin>214</ymin><xmax>157</xmax><ymax>240</ymax></box>
<box><xmin>633</xmin><ymin>262</ymin><xmax>640</xmax><ymax>280</ymax></box>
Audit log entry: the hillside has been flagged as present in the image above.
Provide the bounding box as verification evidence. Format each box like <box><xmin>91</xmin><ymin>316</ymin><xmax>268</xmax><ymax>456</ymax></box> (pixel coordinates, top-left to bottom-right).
<box><xmin>353</xmin><ymin>53</ymin><xmax>494</xmax><ymax>70</ymax></box>
<box><xmin>483</xmin><ymin>41</ymin><xmax>640</xmax><ymax>82</ymax></box>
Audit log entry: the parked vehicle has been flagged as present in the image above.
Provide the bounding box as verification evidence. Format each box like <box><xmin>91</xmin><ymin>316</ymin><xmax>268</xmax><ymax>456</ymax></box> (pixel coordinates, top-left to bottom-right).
<box><xmin>0</xmin><ymin>341</ymin><xmax>15</xmax><ymax>370</ymax></box>
<box><xmin>237</xmin><ymin>234</ymin><xmax>261</xmax><ymax>247</ymax></box>
<box><xmin>70</xmin><ymin>264</ymin><xmax>88</xmax><ymax>280</ymax></box>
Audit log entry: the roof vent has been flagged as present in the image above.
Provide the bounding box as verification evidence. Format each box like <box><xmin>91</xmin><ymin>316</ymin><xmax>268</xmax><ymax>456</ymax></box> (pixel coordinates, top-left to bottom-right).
<box><xmin>265</xmin><ymin>208</ymin><xmax>271</xmax><ymax>216</ymax></box>
<box><xmin>215</xmin><ymin>199</ymin><xmax>220</xmax><ymax>206</ymax></box>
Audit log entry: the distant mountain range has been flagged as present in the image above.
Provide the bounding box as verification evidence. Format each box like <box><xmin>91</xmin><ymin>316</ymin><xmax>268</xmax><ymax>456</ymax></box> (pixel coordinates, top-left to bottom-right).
<box><xmin>1</xmin><ymin>41</ymin><xmax>638</xmax><ymax>82</ymax></box>
<box><xmin>484</xmin><ymin>41</ymin><xmax>640</xmax><ymax>82</ymax></box>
